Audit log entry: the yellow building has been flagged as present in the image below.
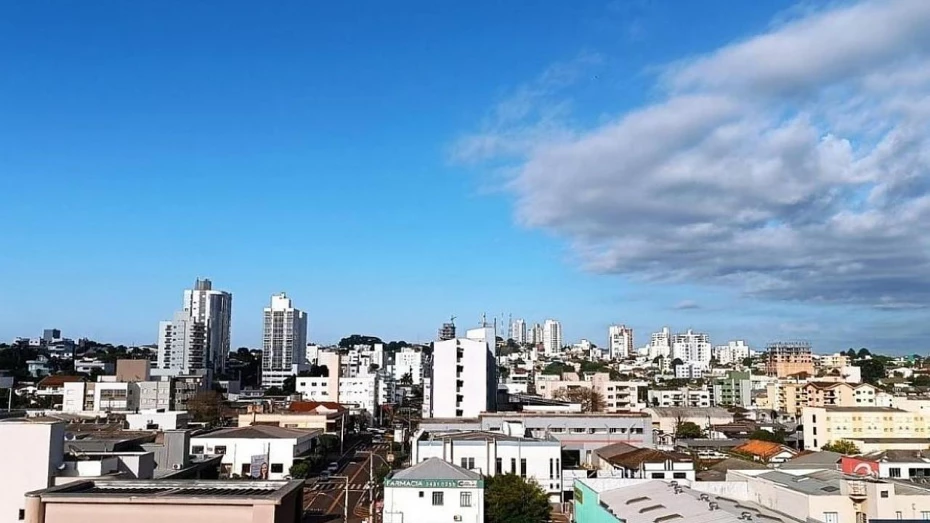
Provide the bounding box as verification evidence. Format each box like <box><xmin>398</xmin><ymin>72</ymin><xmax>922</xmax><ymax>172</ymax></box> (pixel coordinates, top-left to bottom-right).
<box><xmin>805</xmin><ymin>382</ymin><xmax>879</xmax><ymax>408</ymax></box>
<box><xmin>802</xmin><ymin>406</ymin><xmax>930</xmax><ymax>451</ymax></box>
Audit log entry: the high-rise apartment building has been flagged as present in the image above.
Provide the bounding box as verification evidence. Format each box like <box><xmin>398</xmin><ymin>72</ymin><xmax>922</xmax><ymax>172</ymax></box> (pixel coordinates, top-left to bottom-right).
<box><xmin>261</xmin><ymin>293</ymin><xmax>308</xmax><ymax>390</ymax></box>
<box><xmin>607</xmin><ymin>325</ymin><xmax>634</xmax><ymax>360</ymax></box>
<box><xmin>510</xmin><ymin>318</ymin><xmax>527</xmax><ymax>344</ymax></box>
<box><xmin>712</xmin><ymin>340</ymin><xmax>751</xmax><ymax>366</ymax></box>
<box><xmin>765</xmin><ymin>342</ymin><xmax>814</xmax><ymax>378</ymax></box>
<box><xmin>422</xmin><ymin>326</ymin><xmax>497</xmax><ymax>418</ymax></box>
<box><xmin>182</xmin><ymin>278</ymin><xmax>232</xmax><ymax>374</ymax></box>
<box><xmin>647</xmin><ymin>327</ymin><xmax>672</xmax><ymax>360</ymax></box>
<box><xmin>528</xmin><ymin>323</ymin><xmax>544</xmax><ymax>345</ymax></box>
<box><xmin>672</xmin><ymin>329</ymin><xmax>712</xmax><ymax>365</ymax></box>
<box><xmin>542</xmin><ymin>319</ymin><xmax>562</xmax><ymax>356</ymax></box>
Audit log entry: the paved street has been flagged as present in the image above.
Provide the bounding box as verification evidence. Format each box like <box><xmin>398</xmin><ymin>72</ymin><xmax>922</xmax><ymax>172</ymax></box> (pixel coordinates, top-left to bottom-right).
<box><xmin>303</xmin><ymin>441</ymin><xmax>392</xmax><ymax>523</ymax></box>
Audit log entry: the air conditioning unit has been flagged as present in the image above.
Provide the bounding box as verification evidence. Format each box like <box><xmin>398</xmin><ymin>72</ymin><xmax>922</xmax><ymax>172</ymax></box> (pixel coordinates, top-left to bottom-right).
<box><xmin>172</xmin><ymin>464</ymin><xmax>183</xmax><ymax>470</ymax></box>
<box><xmin>453</xmin><ymin>517</ymin><xmax>462</xmax><ymax>522</ymax></box>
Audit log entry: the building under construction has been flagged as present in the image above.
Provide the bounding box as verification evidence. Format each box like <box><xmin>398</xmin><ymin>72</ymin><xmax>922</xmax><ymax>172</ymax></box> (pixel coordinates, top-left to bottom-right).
<box><xmin>764</xmin><ymin>341</ymin><xmax>814</xmax><ymax>378</ymax></box>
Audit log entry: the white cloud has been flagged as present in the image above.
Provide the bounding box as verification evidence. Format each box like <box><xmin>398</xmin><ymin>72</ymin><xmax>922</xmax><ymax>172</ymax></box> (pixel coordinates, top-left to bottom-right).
<box><xmin>459</xmin><ymin>0</ymin><xmax>930</xmax><ymax>309</ymax></box>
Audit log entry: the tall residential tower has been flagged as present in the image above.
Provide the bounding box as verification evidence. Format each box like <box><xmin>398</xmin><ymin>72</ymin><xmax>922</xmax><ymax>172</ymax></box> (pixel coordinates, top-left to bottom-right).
<box><xmin>260</xmin><ymin>292</ymin><xmax>308</xmax><ymax>390</ymax></box>
<box><xmin>156</xmin><ymin>278</ymin><xmax>232</xmax><ymax>378</ymax></box>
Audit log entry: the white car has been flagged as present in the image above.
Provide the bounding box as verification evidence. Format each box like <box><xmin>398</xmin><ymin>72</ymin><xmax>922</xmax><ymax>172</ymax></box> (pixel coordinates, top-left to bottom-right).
<box><xmin>327</xmin><ymin>462</ymin><xmax>339</xmax><ymax>472</ymax></box>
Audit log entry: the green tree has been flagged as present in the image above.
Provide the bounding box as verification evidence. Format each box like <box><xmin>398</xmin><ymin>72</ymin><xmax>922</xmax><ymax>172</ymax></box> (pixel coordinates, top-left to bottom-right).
<box><xmin>912</xmin><ymin>375</ymin><xmax>930</xmax><ymax>387</ymax></box>
<box><xmin>741</xmin><ymin>357</ymin><xmax>753</xmax><ymax>367</ymax></box>
<box><xmin>282</xmin><ymin>375</ymin><xmax>297</xmax><ymax>395</ymax></box>
<box><xmin>822</xmin><ymin>440</ymin><xmax>860</xmax><ymax>455</ymax></box>
<box><xmin>187</xmin><ymin>390</ymin><xmax>224</xmax><ymax>426</ymax></box>
<box><xmin>845</xmin><ymin>348</ymin><xmax>857</xmax><ymax>359</ymax></box>
<box><xmin>265</xmin><ymin>386</ymin><xmax>285</xmax><ymax>396</ymax></box>
<box><xmin>485</xmin><ymin>474</ymin><xmax>550</xmax><ymax>523</ymax></box>
<box><xmin>289</xmin><ymin>461</ymin><xmax>312</xmax><ymax>479</ymax></box>
<box><xmin>857</xmin><ymin>348</ymin><xmax>871</xmax><ymax>359</ymax></box>
<box><xmin>541</xmin><ymin>362</ymin><xmax>572</xmax><ymax>375</ymax></box>
<box><xmin>749</xmin><ymin>429</ymin><xmax>786</xmax><ymax>444</ymax></box>
<box><xmin>675</xmin><ymin>421</ymin><xmax>703</xmax><ymax>439</ymax></box>
<box><xmin>856</xmin><ymin>358</ymin><xmax>886</xmax><ymax>385</ymax></box>
<box><xmin>338</xmin><ymin>335</ymin><xmax>383</xmax><ymax>349</ymax></box>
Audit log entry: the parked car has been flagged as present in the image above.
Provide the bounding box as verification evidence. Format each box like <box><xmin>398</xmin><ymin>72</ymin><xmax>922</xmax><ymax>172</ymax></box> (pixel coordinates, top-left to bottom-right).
<box><xmin>327</xmin><ymin>462</ymin><xmax>339</xmax><ymax>472</ymax></box>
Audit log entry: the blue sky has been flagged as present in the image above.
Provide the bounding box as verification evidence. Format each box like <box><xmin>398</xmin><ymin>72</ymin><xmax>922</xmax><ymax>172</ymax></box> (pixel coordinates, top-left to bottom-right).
<box><xmin>1</xmin><ymin>1</ymin><xmax>928</xmax><ymax>352</ymax></box>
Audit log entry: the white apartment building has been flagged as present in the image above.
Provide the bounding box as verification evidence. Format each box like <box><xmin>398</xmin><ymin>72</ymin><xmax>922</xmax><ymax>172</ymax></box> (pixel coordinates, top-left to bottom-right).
<box><xmin>529</xmin><ymin>323</ymin><xmax>544</xmax><ymax>345</ymax></box>
<box><xmin>672</xmin><ymin>329</ymin><xmax>712</xmax><ymax>365</ymax></box>
<box><xmin>712</xmin><ymin>340</ymin><xmax>750</xmax><ymax>366</ymax></box>
<box><xmin>191</xmin><ymin>425</ymin><xmax>319</xmax><ymax>479</ymax></box>
<box><xmin>260</xmin><ymin>293</ymin><xmax>308</xmax><ymax>390</ymax></box>
<box><xmin>295</xmin><ymin>351</ymin><xmax>381</xmax><ymax>417</ymax></box>
<box><xmin>534</xmin><ymin>372</ymin><xmax>648</xmax><ymax>412</ymax></box>
<box><xmin>542</xmin><ymin>319</ymin><xmax>562</xmax><ymax>356</ymax></box>
<box><xmin>648</xmin><ymin>388</ymin><xmax>712</xmax><ymax>408</ymax></box>
<box><xmin>156</xmin><ymin>278</ymin><xmax>232</xmax><ymax>376</ymax></box>
<box><xmin>393</xmin><ymin>347</ymin><xmax>423</xmax><ymax>385</ymax></box>
<box><xmin>647</xmin><ymin>327</ymin><xmax>672</xmax><ymax>360</ymax></box>
<box><xmin>674</xmin><ymin>362</ymin><xmax>704</xmax><ymax>379</ymax></box>
<box><xmin>338</xmin><ymin>375</ymin><xmax>378</xmax><ymax>415</ymax></box>
<box><xmin>817</xmin><ymin>353</ymin><xmax>852</xmax><ymax>369</ymax></box>
<box><xmin>182</xmin><ymin>278</ymin><xmax>232</xmax><ymax>374</ymax></box>
<box><xmin>383</xmin><ymin>458</ymin><xmax>484</xmax><ymax>523</ymax></box>
<box><xmin>510</xmin><ymin>318</ymin><xmax>527</xmax><ymax>344</ymax></box>
<box><xmin>412</xmin><ymin>427</ymin><xmax>564</xmax><ymax>501</ymax></box>
<box><xmin>608</xmin><ymin>325</ymin><xmax>634</xmax><ymax>360</ymax></box>
<box><xmin>62</xmin><ymin>380</ymin><xmax>138</xmax><ymax>413</ymax></box>
<box><xmin>423</xmin><ymin>326</ymin><xmax>497</xmax><ymax>418</ymax></box>
<box><xmin>0</xmin><ymin>420</ymin><xmax>64</xmax><ymax>523</ymax></box>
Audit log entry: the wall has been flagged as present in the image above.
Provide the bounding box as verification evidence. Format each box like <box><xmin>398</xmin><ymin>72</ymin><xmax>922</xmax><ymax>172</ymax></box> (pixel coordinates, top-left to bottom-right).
<box><xmin>38</xmin><ymin>502</ymin><xmax>256</xmax><ymax>523</ymax></box>
<box><xmin>572</xmin><ymin>481</ymin><xmax>618</xmax><ymax>523</ymax></box>
<box><xmin>0</xmin><ymin>421</ymin><xmax>63</xmax><ymax>523</ymax></box>
<box><xmin>382</xmin><ymin>485</ymin><xmax>483</xmax><ymax>523</ymax></box>
<box><xmin>190</xmin><ymin>436</ymin><xmax>306</xmax><ymax>479</ymax></box>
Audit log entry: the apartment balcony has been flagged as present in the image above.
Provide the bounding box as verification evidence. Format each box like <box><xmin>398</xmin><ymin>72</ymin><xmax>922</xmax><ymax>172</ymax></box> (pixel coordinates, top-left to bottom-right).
<box><xmin>847</xmin><ymin>480</ymin><xmax>867</xmax><ymax>500</ymax></box>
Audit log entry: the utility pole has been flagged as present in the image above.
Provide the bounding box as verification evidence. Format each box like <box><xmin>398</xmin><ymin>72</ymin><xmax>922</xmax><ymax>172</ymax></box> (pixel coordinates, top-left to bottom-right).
<box><xmin>369</xmin><ymin>450</ymin><xmax>375</xmax><ymax>523</ymax></box>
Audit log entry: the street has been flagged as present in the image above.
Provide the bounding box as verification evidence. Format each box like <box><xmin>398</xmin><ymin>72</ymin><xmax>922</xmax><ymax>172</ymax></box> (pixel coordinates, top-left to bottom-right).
<box><xmin>303</xmin><ymin>441</ymin><xmax>392</xmax><ymax>523</ymax></box>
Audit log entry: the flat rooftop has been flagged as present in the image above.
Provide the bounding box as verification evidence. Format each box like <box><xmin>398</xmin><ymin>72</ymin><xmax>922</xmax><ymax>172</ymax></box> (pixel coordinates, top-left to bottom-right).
<box><xmin>28</xmin><ymin>480</ymin><xmax>304</xmax><ymax>504</ymax></box>
<box><xmin>821</xmin><ymin>406</ymin><xmax>905</xmax><ymax>412</ymax></box>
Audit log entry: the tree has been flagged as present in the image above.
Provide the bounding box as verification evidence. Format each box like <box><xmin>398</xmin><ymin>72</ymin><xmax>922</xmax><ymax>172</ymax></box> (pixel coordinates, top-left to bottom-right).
<box><xmin>822</xmin><ymin>440</ymin><xmax>860</xmax><ymax>455</ymax></box>
<box><xmin>265</xmin><ymin>386</ymin><xmax>285</xmax><ymax>396</ymax></box>
<box><xmin>845</xmin><ymin>348</ymin><xmax>857</xmax><ymax>359</ymax></box>
<box><xmin>400</xmin><ymin>372</ymin><xmax>413</xmax><ymax>386</ymax></box>
<box><xmin>187</xmin><ymin>391</ymin><xmax>224</xmax><ymax>426</ymax></box>
<box><xmin>289</xmin><ymin>461</ymin><xmax>312</xmax><ymax>479</ymax></box>
<box><xmin>675</xmin><ymin>421</ymin><xmax>703</xmax><ymax>439</ymax></box>
<box><xmin>671</xmin><ymin>358</ymin><xmax>684</xmax><ymax>367</ymax></box>
<box><xmin>484</xmin><ymin>474</ymin><xmax>550</xmax><ymax>523</ymax></box>
<box><xmin>856</xmin><ymin>358</ymin><xmax>886</xmax><ymax>385</ymax></box>
<box><xmin>282</xmin><ymin>375</ymin><xmax>297</xmax><ymax>395</ymax></box>
<box><xmin>541</xmin><ymin>362</ymin><xmax>572</xmax><ymax>375</ymax></box>
<box><xmin>741</xmin><ymin>357</ymin><xmax>753</xmax><ymax>367</ymax></box>
<box><xmin>552</xmin><ymin>387</ymin><xmax>604</xmax><ymax>412</ymax></box>
<box><xmin>857</xmin><ymin>348</ymin><xmax>871</xmax><ymax>359</ymax></box>
<box><xmin>338</xmin><ymin>335</ymin><xmax>383</xmax><ymax>349</ymax></box>
<box><xmin>912</xmin><ymin>375</ymin><xmax>930</xmax><ymax>387</ymax></box>
<box><xmin>749</xmin><ymin>429</ymin><xmax>786</xmax><ymax>444</ymax></box>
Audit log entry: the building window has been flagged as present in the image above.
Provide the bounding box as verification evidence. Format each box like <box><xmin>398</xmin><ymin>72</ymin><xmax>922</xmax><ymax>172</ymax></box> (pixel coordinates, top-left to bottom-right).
<box><xmin>549</xmin><ymin>458</ymin><xmax>554</xmax><ymax>479</ymax></box>
<box><xmin>822</xmin><ymin>512</ymin><xmax>838</xmax><ymax>523</ymax></box>
<box><xmin>511</xmin><ymin>458</ymin><xmax>516</xmax><ymax>474</ymax></box>
<box><xmin>521</xmin><ymin>458</ymin><xmax>527</xmax><ymax>478</ymax></box>
<box><xmin>214</xmin><ymin>446</ymin><xmax>227</xmax><ymax>455</ymax></box>
<box><xmin>18</xmin><ymin>510</ymin><xmax>24</xmax><ymax>521</ymax></box>
<box><xmin>896</xmin><ymin>511</ymin><xmax>902</xmax><ymax>519</ymax></box>
<box><xmin>242</xmin><ymin>464</ymin><xmax>251</xmax><ymax>475</ymax></box>
<box><xmin>556</xmin><ymin>459</ymin><xmax>560</xmax><ymax>478</ymax></box>
<box><xmin>651</xmin><ymin>473</ymin><xmax>665</xmax><ymax>479</ymax></box>
<box><xmin>271</xmin><ymin>463</ymin><xmax>283</xmax><ymax>473</ymax></box>
<box><xmin>496</xmin><ymin>457</ymin><xmax>502</xmax><ymax>474</ymax></box>
<box><xmin>921</xmin><ymin>511</ymin><xmax>930</xmax><ymax>519</ymax></box>
<box><xmin>889</xmin><ymin>467</ymin><xmax>902</xmax><ymax>478</ymax></box>
<box><xmin>191</xmin><ymin>445</ymin><xmax>204</xmax><ymax>454</ymax></box>
<box><xmin>418</xmin><ymin>491</ymin><xmax>424</xmax><ymax>498</ymax></box>
<box><xmin>432</xmin><ymin>492</ymin><xmax>444</xmax><ymax>506</ymax></box>
<box><xmin>881</xmin><ymin>490</ymin><xmax>889</xmax><ymax>498</ymax></box>
<box><xmin>461</xmin><ymin>457</ymin><xmax>475</xmax><ymax>470</ymax></box>
<box><xmin>673</xmin><ymin>472</ymin><xmax>687</xmax><ymax>479</ymax></box>
<box><xmin>460</xmin><ymin>492</ymin><xmax>472</xmax><ymax>507</ymax></box>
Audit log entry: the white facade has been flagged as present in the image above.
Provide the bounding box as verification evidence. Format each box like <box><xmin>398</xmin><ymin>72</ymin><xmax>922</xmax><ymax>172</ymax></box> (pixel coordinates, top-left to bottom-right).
<box><xmin>0</xmin><ymin>421</ymin><xmax>64</xmax><ymax>523</ymax></box>
<box><xmin>674</xmin><ymin>362</ymin><xmax>705</xmax><ymax>379</ymax></box>
<box><xmin>414</xmin><ymin>433</ymin><xmax>563</xmax><ymax>500</ymax></box>
<box><xmin>126</xmin><ymin>411</ymin><xmax>190</xmax><ymax>431</ymax></box>
<box><xmin>156</xmin><ymin>311</ymin><xmax>206</xmax><ymax>376</ymax></box>
<box><xmin>543</xmin><ymin>319</ymin><xmax>562</xmax><ymax>356</ymax></box>
<box><xmin>672</xmin><ymin>329</ymin><xmax>711</xmax><ymax>364</ymax></box>
<box><xmin>424</xmin><ymin>327</ymin><xmax>496</xmax><ymax>418</ymax></box>
<box><xmin>393</xmin><ymin>347</ymin><xmax>423</xmax><ymax>385</ymax></box>
<box><xmin>647</xmin><ymin>327</ymin><xmax>672</xmax><ymax>360</ymax></box>
<box><xmin>190</xmin><ymin>426</ymin><xmax>316</xmax><ymax>480</ymax></box>
<box><xmin>608</xmin><ymin>325</ymin><xmax>634</xmax><ymax>360</ymax></box>
<box><xmin>383</xmin><ymin>459</ymin><xmax>484</xmax><ymax>523</ymax></box>
<box><xmin>261</xmin><ymin>292</ymin><xmax>308</xmax><ymax>389</ymax></box>
<box><xmin>338</xmin><ymin>375</ymin><xmax>379</xmax><ymax>415</ymax></box>
<box><xmin>648</xmin><ymin>388</ymin><xmax>712</xmax><ymax>408</ymax></box>
<box><xmin>137</xmin><ymin>380</ymin><xmax>173</xmax><ymax>411</ymax></box>
<box><xmin>510</xmin><ymin>318</ymin><xmax>527</xmax><ymax>344</ymax></box>
<box><xmin>182</xmin><ymin>278</ymin><xmax>232</xmax><ymax>374</ymax></box>
<box><xmin>528</xmin><ymin>323</ymin><xmax>544</xmax><ymax>345</ymax></box>
<box><xmin>712</xmin><ymin>340</ymin><xmax>750</xmax><ymax>365</ymax></box>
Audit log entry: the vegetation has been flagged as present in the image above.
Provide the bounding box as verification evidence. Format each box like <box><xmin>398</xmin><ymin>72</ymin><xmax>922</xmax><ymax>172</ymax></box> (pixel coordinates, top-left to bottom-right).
<box><xmin>541</xmin><ymin>362</ymin><xmax>572</xmax><ymax>375</ymax></box>
<box><xmin>551</xmin><ymin>387</ymin><xmax>604</xmax><ymax>412</ymax></box>
<box><xmin>338</xmin><ymin>335</ymin><xmax>383</xmax><ymax>349</ymax></box>
<box><xmin>675</xmin><ymin>421</ymin><xmax>703</xmax><ymax>439</ymax></box>
<box><xmin>484</xmin><ymin>474</ymin><xmax>551</xmax><ymax>523</ymax></box>
<box><xmin>187</xmin><ymin>390</ymin><xmax>225</xmax><ymax>426</ymax></box>
<box><xmin>855</xmin><ymin>358</ymin><xmax>886</xmax><ymax>385</ymax></box>
<box><xmin>822</xmin><ymin>440</ymin><xmax>860</xmax><ymax>455</ymax></box>
<box><xmin>749</xmin><ymin>429</ymin><xmax>787</xmax><ymax>444</ymax></box>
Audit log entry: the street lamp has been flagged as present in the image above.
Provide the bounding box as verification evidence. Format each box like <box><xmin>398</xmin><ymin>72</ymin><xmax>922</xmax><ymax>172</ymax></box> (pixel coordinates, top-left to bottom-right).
<box><xmin>365</xmin><ymin>451</ymin><xmax>393</xmax><ymax>523</ymax></box>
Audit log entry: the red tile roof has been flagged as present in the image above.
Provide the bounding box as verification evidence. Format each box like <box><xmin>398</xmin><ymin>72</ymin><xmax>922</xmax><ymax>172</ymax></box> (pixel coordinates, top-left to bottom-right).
<box><xmin>36</xmin><ymin>375</ymin><xmax>84</xmax><ymax>388</ymax></box>
<box><xmin>288</xmin><ymin>401</ymin><xmax>345</xmax><ymax>413</ymax></box>
<box><xmin>733</xmin><ymin>440</ymin><xmax>796</xmax><ymax>461</ymax></box>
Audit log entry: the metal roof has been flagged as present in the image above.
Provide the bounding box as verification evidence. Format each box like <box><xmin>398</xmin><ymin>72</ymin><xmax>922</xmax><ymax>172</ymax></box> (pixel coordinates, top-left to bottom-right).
<box><xmin>28</xmin><ymin>480</ymin><xmax>304</xmax><ymax>502</ymax></box>
<box><xmin>390</xmin><ymin>457</ymin><xmax>480</xmax><ymax>481</ymax></box>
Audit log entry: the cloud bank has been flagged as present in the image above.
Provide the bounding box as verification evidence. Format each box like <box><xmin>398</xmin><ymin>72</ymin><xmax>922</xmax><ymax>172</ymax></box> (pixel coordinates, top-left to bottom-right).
<box><xmin>457</xmin><ymin>0</ymin><xmax>930</xmax><ymax>309</ymax></box>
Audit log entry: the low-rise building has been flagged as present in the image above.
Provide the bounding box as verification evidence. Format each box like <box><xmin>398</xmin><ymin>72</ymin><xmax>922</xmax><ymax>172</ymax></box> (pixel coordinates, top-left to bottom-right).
<box><xmin>711</xmin><ymin>370</ymin><xmax>754</xmax><ymax>408</ymax></box>
<box><xmin>190</xmin><ymin>425</ymin><xmax>320</xmax><ymax>479</ymax></box>
<box><xmin>23</xmin><ymin>479</ymin><xmax>305</xmax><ymax>523</ymax></box>
<box><xmin>841</xmin><ymin>450</ymin><xmax>930</xmax><ymax>481</ymax></box>
<box><xmin>534</xmin><ymin>372</ymin><xmax>647</xmax><ymax>412</ymax></box>
<box><xmin>731</xmin><ymin>439</ymin><xmax>798</xmax><ymax>464</ymax></box>
<box><xmin>238</xmin><ymin>401</ymin><xmax>347</xmax><ymax>439</ymax></box>
<box><xmin>383</xmin><ymin>458</ymin><xmax>483</xmax><ymax>523</ymax></box>
<box><xmin>647</xmin><ymin>387</ymin><xmax>711</xmax><ymax>408</ymax></box>
<box><xmin>593</xmin><ymin>442</ymin><xmax>695</xmax><ymax>480</ymax></box>
<box><xmin>125</xmin><ymin>411</ymin><xmax>190</xmax><ymax>431</ymax></box>
<box><xmin>802</xmin><ymin>406</ymin><xmax>930</xmax><ymax>451</ymax></box>
<box><xmin>643</xmin><ymin>406</ymin><xmax>734</xmax><ymax>435</ymax></box>
<box><xmin>412</xmin><ymin>428</ymin><xmax>563</xmax><ymax>500</ymax></box>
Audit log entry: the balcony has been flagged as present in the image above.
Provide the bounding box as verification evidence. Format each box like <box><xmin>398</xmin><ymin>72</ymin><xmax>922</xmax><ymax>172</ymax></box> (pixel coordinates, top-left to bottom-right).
<box><xmin>847</xmin><ymin>480</ymin><xmax>867</xmax><ymax>500</ymax></box>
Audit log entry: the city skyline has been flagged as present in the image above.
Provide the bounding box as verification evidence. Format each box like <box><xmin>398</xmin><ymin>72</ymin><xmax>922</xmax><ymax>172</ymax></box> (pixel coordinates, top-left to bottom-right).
<box><xmin>2</xmin><ymin>1</ymin><xmax>928</xmax><ymax>352</ymax></box>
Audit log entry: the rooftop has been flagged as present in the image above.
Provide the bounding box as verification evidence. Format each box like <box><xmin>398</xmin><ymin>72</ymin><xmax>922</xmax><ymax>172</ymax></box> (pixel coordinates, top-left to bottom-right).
<box><xmin>36</xmin><ymin>375</ymin><xmax>85</xmax><ymax>388</ymax></box>
<box><xmin>646</xmin><ymin>407</ymin><xmax>733</xmax><ymax>418</ymax></box>
<box><xmin>606</xmin><ymin>448</ymin><xmax>692</xmax><ymax>470</ymax></box>
<box><xmin>288</xmin><ymin>401</ymin><xmax>345</xmax><ymax>413</ymax></box>
<box><xmin>195</xmin><ymin>425</ymin><xmax>321</xmax><ymax>440</ymax></box>
<box><xmin>821</xmin><ymin>406</ymin><xmax>904</xmax><ymax>412</ymax></box>
<box><xmin>27</xmin><ymin>479</ymin><xmax>303</xmax><ymax>504</ymax></box>
<box><xmin>779</xmin><ymin>451</ymin><xmax>842</xmax><ymax>469</ymax></box>
<box><xmin>420</xmin><ymin>430</ymin><xmax>554</xmax><ymax>443</ymax></box>
<box><xmin>389</xmin><ymin>457</ymin><xmax>480</xmax><ymax>482</ymax></box>
<box><xmin>858</xmin><ymin>449</ymin><xmax>930</xmax><ymax>463</ymax></box>
<box><xmin>732</xmin><ymin>440</ymin><xmax>796</xmax><ymax>461</ymax></box>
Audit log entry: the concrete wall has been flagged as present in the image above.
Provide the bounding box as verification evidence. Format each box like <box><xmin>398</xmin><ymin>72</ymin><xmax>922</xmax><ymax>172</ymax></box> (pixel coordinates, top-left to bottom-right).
<box><xmin>0</xmin><ymin>421</ymin><xmax>63</xmax><ymax>523</ymax></box>
<box><xmin>383</xmin><ymin>485</ymin><xmax>483</xmax><ymax>523</ymax></box>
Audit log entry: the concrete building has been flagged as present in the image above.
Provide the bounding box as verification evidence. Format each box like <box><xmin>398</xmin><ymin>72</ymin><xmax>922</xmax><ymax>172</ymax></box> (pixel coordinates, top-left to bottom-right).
<box><xmin>393</xmin><ymin>347</ymin><xmax>423</xmax><ymax>385</ymax></box>
<box><xmin>509</xmin><ymin>318</ymin><xmax>526</xmax><ymax>344</ymax></box>
<box><xmin>803</xmin><ymin>406</ymin><xmax>930</xmax><ymax>451</ymax></box>
<box><xmin>644</xmin><ymin>407</ymin><xmax>735</xmax><ymax>435</ymax></box>
<box><xmin>412</xmin><ymin>428</ymin><xmax>563</xmax><ymax>500</ymax></box>
<box><xmin>543</xmin><ymin>319</ymin><xmax>562</xmax><ymax>356</ymax></box>
<box><xmin>383</xmin><ymin>458</ymin><xmax>483</xmax><ymax>523</ymax></box>
<box><xmin>423</xmin><ymin>326</ymin><xmax>497</xmax><ymax>419</ymax></box>
<box><xmin>712</xmin><ymin>340</ymin><xmax>750</xmax><ymax>366</ymax></box>
<box><xmin>156</xmin><ymin>311</ymin><xmax>207</xmax><ymax>377</ymax></box>
<box><xmin>0</xmin><ymin>419</ymin><xmax>64</xmax><ymax>523</ymax></box>
<box><xmin>239</xmin><ymin>402</ymin><xmax>347</xmax><ymax>438</ymax></box>
<box><xmin>125</xmin><ymin>411</ymin><xmax>190</xmax><ymax>431</ymax></box>
<box><xmin>156</xmin><ymin>279</ymin><xmax>231</xmax><ymax>377</ymax></box>
<box><xmin>647</xmin><ymin>388</ymin><xmax>711</xmax><ymax>408</ymax></box>
<box><xmin>528</xmin><ymin>323</ymin><xmax>543</xmax><ymax>346</ymax></box>
<box><xmin>338</xmin><ymin>374</ymin><xmax>379</xmax><ymax>416</ymax></box>
<box><xmin>672</xmin><ymin>329</ymin><xmax>711</xmax><ymax>365</ymax></box>
<box><xmin>418</xmin><ymin>411</ymin><xmax>652</xmax><ymax>466</ymax></box>
<box><xmin>535</xmin><ymin>372</ymin><xmax>648</xmax><ymax>412</ymax></box>
<box><xmin>765</xmin><ymin>342</ymin><xmax>814</xmax><ymax>378</ymax></box>
<box><xmin>190</xmin><ymin>425</ymin><xmax>320</xmax><ymax>479</ymax></box>
<box><xmin>593</xmin><ymin>442</ymin><xmax>695</xmax><ymax>480</ymax></box>
<box><xmin>674</xmin><ymin>362</ymin><xmax>704</xmax><ymax>379</ymax></box>
<box><xmin>817</xmin><ymin>353</ymin><xmax>851</xmax><ymax>370</ymax></box>
<box><xmin>607</xmin><ymin>325</ymin><xmax>633</xmax><ymax>360</ymax></box>
<box><xmin>23</xmin><ymin>479</ymin><xmax>305</xmax><ymax>523</ymax></box>
<box><xmin>805</xmin><ymin>382</ymin><xmax>880</xmax><ymax>408</ymax></box>
<box><xmin>711</xmin><ymin>370</ymin><xmax>753</xmax><ymax>407</ymax></box>
<box><xmin>841</xmin><ymin>451</ymin><xmax>930</xmax><ymax>481</ymax></box>
<box><xmin>647</xmin><ymin>327</ymin><xmax>672</xmax><ymax>360</ymax></box>
<box><xmin>260</xmin><ymin>293</ymin><xmax>308</xmax><ymax>390</ymax></box>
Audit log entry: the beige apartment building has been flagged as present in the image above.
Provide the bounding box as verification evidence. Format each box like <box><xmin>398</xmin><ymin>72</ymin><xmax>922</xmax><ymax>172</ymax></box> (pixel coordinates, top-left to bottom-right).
<box><xmin>23</xmin><ymin>479</ymin><xmax>304</xmax><ymax>523</ymax></box>
<box><xmin>765</xmin><ymin>342</ymin><xmax>814</xmax><ymax>378</ymax></box>
<box><xmin>534</xmin><ymin>372</ymin><xmax>647</xmax><ymax>412</ymax></box>
<box><xmin>760</xmin><ymin>381</ymin><xmax>879</xmax><ymax>416</ymax></box>
<box><xmin>815</xmin><ymin>353</ymin><xmax>851</xmax><ymax>370</ymax></box>
<box><xmin>802</xmin><ymin>406</ymin><xmax>930</xmax><ymax>451</ymax></box>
